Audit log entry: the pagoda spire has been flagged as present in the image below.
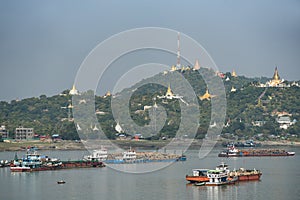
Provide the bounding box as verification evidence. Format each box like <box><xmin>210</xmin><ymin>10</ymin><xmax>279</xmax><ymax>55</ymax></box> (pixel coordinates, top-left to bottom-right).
<box><xmin>231</xmin><ymin>69</ymin><xmax>237</xmax><ymax>77</ymax></box>
<box><xmin>193</xmin><ymin>59</ymin><xmax>200</xmax><ymax>70</ymax></box>
<box><xmin>272</xmin><ymin>66</ymin><xmax>280</xmax><ymax>81</ymax></box>
<box><xmin>165</xmin><ymin>84</ymin><xmax>174</xmax><ymax>97</ymax></box>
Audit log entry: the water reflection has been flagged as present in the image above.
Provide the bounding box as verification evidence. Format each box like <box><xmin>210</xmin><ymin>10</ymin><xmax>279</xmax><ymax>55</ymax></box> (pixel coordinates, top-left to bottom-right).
<box><xmin>186</xmin><ymin>181</ymin><xmax>260</xmax><ymax>200</ymax></box>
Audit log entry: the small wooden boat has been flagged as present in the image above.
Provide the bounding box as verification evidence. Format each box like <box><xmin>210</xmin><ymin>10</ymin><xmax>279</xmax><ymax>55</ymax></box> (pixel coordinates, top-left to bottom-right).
<box><xmin>57</xmin><ymin>180</ymin><xmax>66</xmax><ymax>184</ymax></box>
<box><xmin>194</xmin><ymin>182</ymin><xmax>206</xmax><ymax>186</ymax></box>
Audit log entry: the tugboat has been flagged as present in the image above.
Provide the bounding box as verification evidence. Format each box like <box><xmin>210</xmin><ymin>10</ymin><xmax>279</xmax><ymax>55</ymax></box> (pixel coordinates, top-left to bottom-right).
<box><xmin>10</xmin><ymin>149</ymin><xmax>62</xmax><ymax>172</ymax></box>
<box><xmin>10</xmin><ymin>148</ymin><xmax>105</xmax><ymax>172</ymax></box>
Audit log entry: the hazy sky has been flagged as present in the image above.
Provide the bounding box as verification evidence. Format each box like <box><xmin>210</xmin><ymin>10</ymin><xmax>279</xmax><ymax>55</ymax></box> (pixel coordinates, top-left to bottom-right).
<box><xmin>0</xmin><ymin>0</ymin><xmax>299</xmax><ymax>101</ymax></box>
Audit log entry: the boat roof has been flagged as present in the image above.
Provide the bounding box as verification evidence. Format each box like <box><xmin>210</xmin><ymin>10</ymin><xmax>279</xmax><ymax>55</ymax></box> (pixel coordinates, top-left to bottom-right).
<box><xmin>192</xmin><ymin>169</ymin><xmax>210</xmax><ymax>171</ymax></box>
<box><xmin>208</xmin><ymin>169</ymin><xmax>223</xmax><ymax>173</ymax></box>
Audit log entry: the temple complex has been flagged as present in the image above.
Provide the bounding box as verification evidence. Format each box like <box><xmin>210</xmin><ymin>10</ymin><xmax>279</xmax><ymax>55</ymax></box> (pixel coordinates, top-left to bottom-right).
<box><xmin>266</xmin><ymin>67</ymin><xmax>284</xmax><ymax>87</ymax></box>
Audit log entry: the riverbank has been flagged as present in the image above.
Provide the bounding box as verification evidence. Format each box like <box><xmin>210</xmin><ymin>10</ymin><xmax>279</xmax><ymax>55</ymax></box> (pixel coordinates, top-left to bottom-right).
<box><xmin>0</xmin><ymin>139</ymin><xmax>299</xmax><ymax>151</ymax></box>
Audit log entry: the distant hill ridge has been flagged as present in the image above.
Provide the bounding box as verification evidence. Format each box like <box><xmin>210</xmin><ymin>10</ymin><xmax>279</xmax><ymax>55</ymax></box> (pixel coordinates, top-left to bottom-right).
<box><xmin>0</xmin><ymin>68</ymin><xmax>299</xmax><ymax>141</ymax></box>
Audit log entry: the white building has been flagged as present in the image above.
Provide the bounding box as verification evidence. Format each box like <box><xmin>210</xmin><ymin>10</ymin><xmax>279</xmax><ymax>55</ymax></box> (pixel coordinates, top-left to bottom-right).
<box><xmin>276</xmin><ymin>116</ymin><xmax>294</xmax><ymax>130</ymax></box>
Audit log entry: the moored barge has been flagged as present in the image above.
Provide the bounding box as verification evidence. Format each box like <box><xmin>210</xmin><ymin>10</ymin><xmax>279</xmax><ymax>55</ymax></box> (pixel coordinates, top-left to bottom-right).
<box><xmin>10</xmin><ymin>150</ymin><xmax>105</xmax><ymax>172</ymax></box>
<box><xmin>218</xmin><ymin>145</ymin><xmax>295</xmax><ymax>157</ymax></box>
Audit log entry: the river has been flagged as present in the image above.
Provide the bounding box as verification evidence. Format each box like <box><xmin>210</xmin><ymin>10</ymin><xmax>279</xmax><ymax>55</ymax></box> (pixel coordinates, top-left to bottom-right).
<box><xmin>0</xmin><ymin>146</ymin><xmax>299</xmax><ymax>200</ymax></box>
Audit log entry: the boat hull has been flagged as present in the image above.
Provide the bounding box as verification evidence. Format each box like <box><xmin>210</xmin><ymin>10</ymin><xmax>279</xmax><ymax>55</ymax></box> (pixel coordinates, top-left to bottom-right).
<box><xmin>10</xmin><ymin>161</ymin><xmax>105</xmax><ymax>172</ymax></box>
<box><xmin>10</xmin><ymin>166</ymin><xmax>31</xmax><ymax>172</ymax></box>
<box><xmin>218</xmin><ymin>152</ymin><xmax>295</xmax><ymax>157</ymax></box>
<box><xmin>237</xmin><ymin>174</ymin><xmax>261</xmax><ymax>181</ymax></box>
<box><xmin>186</xmin><ymin>175</ymin><xmax>209</xmax><ymax>183</ymax></box>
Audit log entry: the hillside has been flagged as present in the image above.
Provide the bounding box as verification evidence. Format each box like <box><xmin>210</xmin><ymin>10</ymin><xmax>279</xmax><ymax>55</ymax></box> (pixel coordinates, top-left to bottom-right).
<box><xmin>0</xmin><ymin>67</ymin><xmax>299</xmax><ymax>141</ymax></box>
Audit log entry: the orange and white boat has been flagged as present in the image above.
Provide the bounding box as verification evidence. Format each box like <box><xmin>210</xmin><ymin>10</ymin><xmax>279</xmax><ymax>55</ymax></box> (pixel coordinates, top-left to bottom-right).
<box><xmin>186</xmin><ymin>169</ymin><xmax>210</xmax><ymax>183</ymax></box>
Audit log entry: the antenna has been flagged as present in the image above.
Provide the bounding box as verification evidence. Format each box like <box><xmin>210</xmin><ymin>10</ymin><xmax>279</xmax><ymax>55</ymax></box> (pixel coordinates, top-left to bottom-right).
<box><xmin>177</xmin><ymin>32</ymin><xmax>181</xmax><ymax>68</ymax></box>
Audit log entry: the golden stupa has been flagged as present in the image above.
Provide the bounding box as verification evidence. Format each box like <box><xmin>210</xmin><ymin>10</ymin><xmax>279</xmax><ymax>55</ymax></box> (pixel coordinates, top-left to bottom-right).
<box><xmin>267</xmin><ymin>67</ymin><xmax>283</xmax><ymax>87</ymax></box>
<box><xmin>104</xmin><ymin>91</ymin><xmax>111</xmax><ymax>98</ymax></box>
<box><xmin>69</xmin><ymin>85</ymin><xmax>79</xmax><ymax>95</ymax></box>
<box><xmin>170</xmin><ymin>65</ymin><xmax>177</xmax><ymax>71</ymax></box>
<box><xmin>193</xmin><ymin>59</ymin><xmax>200</xmax><ymax>70</ymax></box>
<box><xmin>199</xmin><ymin>89</ymin><xmax>215</xmax><ymax>100</ymax></box>
<box><xmin>231</xmin><ymin>69</ymin><xmax>237</xmax><ymax>77</ymax></box>
<box><xmin>165</xmin><ymin>84</ymin><xmax>174</xmax><ymax>98</ymax></box>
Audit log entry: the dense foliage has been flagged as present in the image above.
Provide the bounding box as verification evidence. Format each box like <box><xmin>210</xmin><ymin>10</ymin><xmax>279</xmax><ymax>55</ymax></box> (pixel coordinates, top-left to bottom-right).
<box><xmin>0</xmin><ymin>68</ymin><xmax>299</xmax><ymax>141</ymax></box>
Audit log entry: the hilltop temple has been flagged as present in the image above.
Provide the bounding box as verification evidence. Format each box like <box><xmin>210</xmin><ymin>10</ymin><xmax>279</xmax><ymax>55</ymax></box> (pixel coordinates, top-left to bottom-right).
<box><xmin>165</xmin><ymin>85</ymin><xmax>175</xmax><ymax>99</ymax></box>
<box><xmin>258</xmin><ymin>67</ymin><xmax>285</xmax><ymax>87</ymax></box>
<box><xmin>266</xmin><ymin>67</ymin><xmax>284</xmax><ymax>87</ymax></box>
<box><xmin>157</xmin><ymin>84</ymin><xmax>188</xmax><ymax>105</ymax></box>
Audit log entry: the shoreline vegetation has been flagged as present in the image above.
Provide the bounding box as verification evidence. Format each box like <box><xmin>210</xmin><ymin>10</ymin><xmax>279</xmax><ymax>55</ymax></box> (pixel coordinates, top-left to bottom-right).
<box><xmin>0</xmin><ymin>139</ymin><xmax>299</xmax><ymax>152</ymax></box>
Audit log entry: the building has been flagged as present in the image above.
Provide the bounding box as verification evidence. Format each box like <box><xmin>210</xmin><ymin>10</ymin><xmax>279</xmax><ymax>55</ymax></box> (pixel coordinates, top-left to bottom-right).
<box><xmin>276</xmin><ymin>116</ymin><xmax>293</xmax><ymax>130</ymax></box>
<box><xmin>15</xmin><ymin>127</ymin><xmax>34</xmax><ymax>140</ymax></box>
<box><xmin>252</xmin><ymin>121</ymin><xmax>266</xmax><ymax>127</ymax></box>
<box><xmin>0</xmin><ymin>125</ymin><xmax>9</xmax><ymax>139</ymax></box>
<box><xmin>156</xmin><ymin>84</ymin><xmax>188</xmax><ymax>105</ymax></box>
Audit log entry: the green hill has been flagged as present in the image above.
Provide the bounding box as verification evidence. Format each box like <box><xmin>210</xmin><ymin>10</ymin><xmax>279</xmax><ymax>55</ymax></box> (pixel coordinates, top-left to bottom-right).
<box><xmin>0</xmin><ymin>68</ymin><xmax>299</xmax><ymax>141</ymax></box>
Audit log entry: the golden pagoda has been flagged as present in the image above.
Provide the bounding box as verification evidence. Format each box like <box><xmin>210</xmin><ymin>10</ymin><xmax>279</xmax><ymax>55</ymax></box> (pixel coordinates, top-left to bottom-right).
<box><xmin>231</xmin><ymin>69</ymin><xmax>237</xmax><ymax>77</ymax></box>
<box><xmin>165</xmin><ymin>84</ymin><xmax>174</xmax><ymax>98</ymax></box>
<box><xmin>199</xmin><ymin>89</ymin><xmax>215</xmax><ymax>100</ymax></box>
<box><xmin>170</xmin><ymin>65</ymin><xmax>177</xmax><ymax>72</ymax></box>
<box><xmin>104</xmin><ymin>91</ymin><xmax>111</xmax><ymax>97</ymax></box>
<box><xmin>69</xmin><ymin>85</ymin><xmax>79</xmax><ymax>95</ymax></box>
<box><xmin>181</xmin><ymin>65</ymin><xmax>185</xmax><ymax>72</ymax></box>
<box><xmin>267</xmin><ymin>67</ymin><xmax>283</xmax><ymax>87</ymax></box>
<box><xmin>193</xmin><ymin>59</ymin><xmax>200</xmax><ymax>70</ymax></box>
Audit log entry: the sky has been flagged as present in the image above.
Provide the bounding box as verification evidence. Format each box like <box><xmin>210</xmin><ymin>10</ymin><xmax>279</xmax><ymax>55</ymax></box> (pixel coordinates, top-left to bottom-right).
<box><xmin>0</xmin><ymin>0</ymin><xmax>299</xmax><ymax>101</ymax></box>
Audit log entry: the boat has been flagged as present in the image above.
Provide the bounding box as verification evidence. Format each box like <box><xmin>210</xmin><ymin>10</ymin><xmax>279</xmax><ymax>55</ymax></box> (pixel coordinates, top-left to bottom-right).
<box><xmin>177</xmin><ymin>155</ymin><xmax>187</xmax><ymax>161</ymax></box>
<box><xmin>229</xmin><ymin>168</ymin><xmax>262</xmax><ymax>181</ymax></box>
<box><xmin>0</xmin><ymin>160</ymin><xmax>9</xmax><ymax>168</ymax></box>
<box><xmin>57</xmin><ymin>180</ymin><xmax>66</xmax><ymax>184</ymax></box>
<box><xmin>218</xmin><ymin>145</ymin><xmax>295</xmax><ymax>157</ymax></box>
<box><xmin>122</xmin><ymin>148</ymin><xmax>137</xmax><ymax>161</ymax></box>
<box><xmin>194</xmin><ymin>182</ymin><xmax>206</xmax><ymax>186</ymax></box>
<box><xmin>11</xmin><ymin>149</ymin><xmax>44</xmax><ymax>172</ymax></box>
<box><xmin>186</xmin><ymin>162</ymin><xmax>230</xmax><ymax>184</ymax></box>
<box><xmin>205</xmin><ymin>169</ymin><xmax>238</xmax><ymax>186</ymax></box>
<box><xmin>186</xmin><ymin>162</ymin><xmax>261</xmax><ymax>184</ymax></box>
<box><xmin>10</xmin><ymin>149</ymin><xmax>105</xmax><ymax>172</ymax></box>
<box><xmin>186</xmin><ymin>169</ymin><xmax>210</xmax><ymax>183</ymax></box>
<box><xmin>83</xmin><ymin>148</ymin><xmax>108</xmax><ymax>162</ymax></box>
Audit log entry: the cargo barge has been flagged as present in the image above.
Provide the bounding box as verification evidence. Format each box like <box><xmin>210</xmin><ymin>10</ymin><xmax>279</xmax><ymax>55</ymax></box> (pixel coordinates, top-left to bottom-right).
<box><xmin>10</xmin><ymin>150</ymin><xmax>105</xmax><ymax>172</ymax></box>
<box><xmin>218</xmin><ymin>145</ymin><xmax>295</xmax><ymax>157</ymax></box>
